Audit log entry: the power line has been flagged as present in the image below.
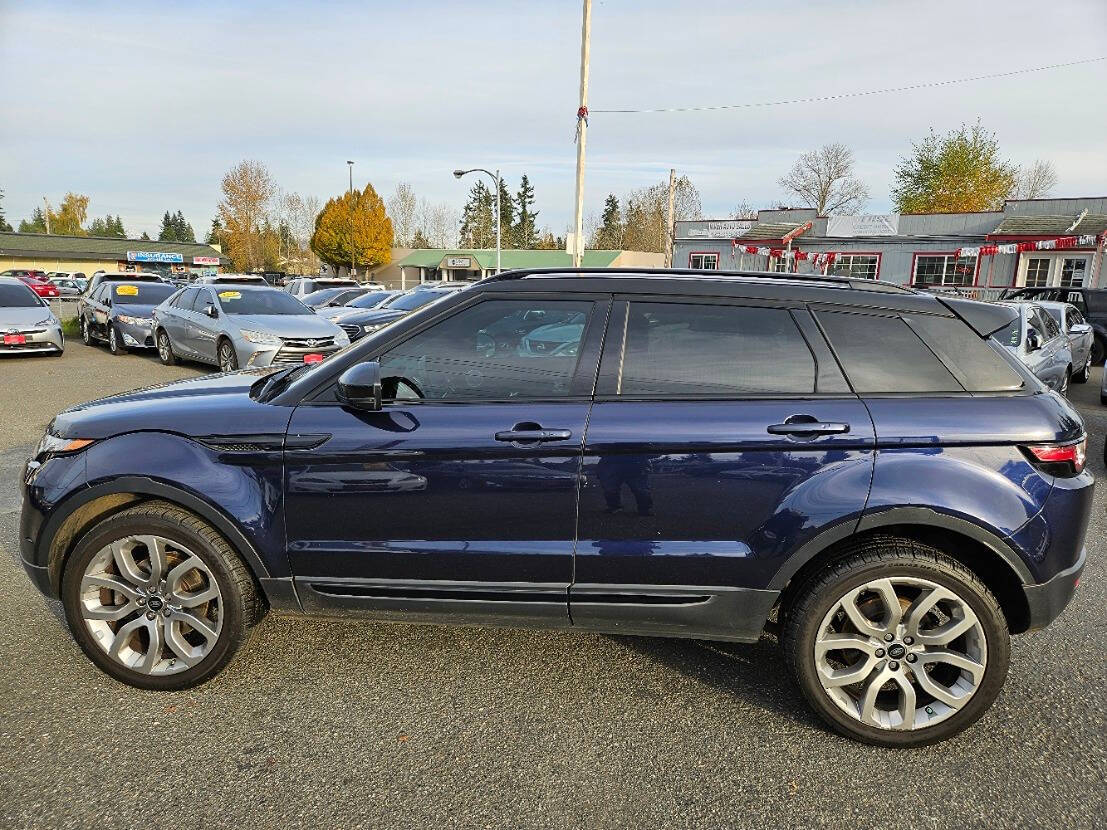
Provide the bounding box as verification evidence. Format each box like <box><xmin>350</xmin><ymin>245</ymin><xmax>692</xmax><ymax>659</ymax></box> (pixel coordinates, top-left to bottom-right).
<box><xmin>592</xmin><ymin>56</ymin><xmax>1107</xmax><ymax>115</ymax></box>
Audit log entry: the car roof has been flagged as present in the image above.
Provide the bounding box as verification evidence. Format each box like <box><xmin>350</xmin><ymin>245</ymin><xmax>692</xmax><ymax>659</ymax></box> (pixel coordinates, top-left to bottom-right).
<box><xmin>96</xmin><ymin>272</ymin><xmax>163</xmax><ymax>280</ymax></box>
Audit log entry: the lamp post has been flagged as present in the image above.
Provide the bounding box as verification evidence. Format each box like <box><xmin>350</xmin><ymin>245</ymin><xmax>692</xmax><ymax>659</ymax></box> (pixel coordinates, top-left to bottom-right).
<box><xmin>453</xmin><ymin>168</ymin><xmax>501</xmax><ymax>275</ymax></box>
<box><xmin>346</xmin><ymin>160</ymin><xmax>355</xmax><ymax>278</ymax></box>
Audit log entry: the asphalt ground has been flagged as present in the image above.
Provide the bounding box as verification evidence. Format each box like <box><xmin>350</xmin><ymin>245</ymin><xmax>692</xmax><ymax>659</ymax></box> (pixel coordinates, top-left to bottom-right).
<box><xmin>1</xmin><ymin>342</ymin><xmax>1105</xmax><ymax>829</ymax></box>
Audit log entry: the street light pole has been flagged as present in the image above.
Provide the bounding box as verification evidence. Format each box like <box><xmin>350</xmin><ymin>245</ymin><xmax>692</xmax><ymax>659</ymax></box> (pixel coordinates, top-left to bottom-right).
<box><xmin>572</xmin><ymin>0</ymin><xmax>592</xmax><ymax>268</ymax></box>
<box><xmin>453</xmin><ymin>168</ymin><xmax>502</xmax><ymax>275</ymax></box>
<box><xmin>346</xmin><ymin>160</ymin><xmax>355</xmax><ymax>279</ymax></box>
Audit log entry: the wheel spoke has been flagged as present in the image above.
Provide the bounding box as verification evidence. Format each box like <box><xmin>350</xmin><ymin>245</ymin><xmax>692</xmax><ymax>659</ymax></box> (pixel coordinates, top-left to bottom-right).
<box><xmin>174</xmin><ymin>584</ymin><xmax>219</xmax><ymax>608</ymax></box>
<box><xmin>163</xmin><ymin>621</ymin><xmax>201</xmax><ymax>667</ymax></box>
<box><xmin>903</xmin><ymin>585</ymin><xmax>956</xmax><ymax>637</ymax></box>
<box><xmin>892</xmin><ymin>673</ymin><xmax>917</xmax><ymax>730</ymax></box>
<box><xmin>108</xmin><ymin>617</ymin><xmax>146</xmax><ymax>659</ymax></box>
<box><xmin>139</xmin><ymin>535</ymin><xmax>169</xmax><ymax>584</ymax></box>
<box><xmin>166</xmin><ymin>554</ymin><xmax>204</xmax><ymax>594</ymax></box>
<box><xmin>915</xmin><ymin>648</ymin><xmax>985</xmax><ymax>681</ymax></box>
<box><xmin>815</xmin><ymin>633</ymin><xmax>877</xmax><ymax>657</ymax></box>
<box><xmin>857</xmin><ymin>667</ymin><xmax>890</xmax><ymax>726</ymax></box>
<box><xmin>838</xmin><ymin>588</ymin><xmax>883</xmax><ymax>638</ymax></box>
<box><xmin>83</xmin><ymin>601</ymin><xmax>138</xmax><ymax>621</ymax></box>
<box><xmin>917</xmin><ymin>613</ymin><xmax>977</xmax><ymax>646</ymax></box>
<box><xmin>111</xmin><ymin>541</ymin><xmax>147</xmax><ymax>586</ymax></box>
<box><xmin>138</xmin><ymin>619</ymin><xmax>164</xmax><ymax>673</ymax></box>
<box><xmin>820</xmin><ymin>656</ymin><xmax>878</xmax><ymax>688</ymax></box>
<box><xmin>81</xmin><ymin>574</ymin><xmax>141</xmax><ymax>601</ymax></box>
<box><xmin>912</xmin><ymin>666</ymin><xmax>966</xmax><ymax>709</ymax></box>
<box><xmin>173</xmin><ymin>610</ymin><xmax>218</xmax><ymax>643</ymax></box>
<box><xmin>870</xmin><ymin>578</ymin><xmax>903</xmax><ymax>631</ymax></box>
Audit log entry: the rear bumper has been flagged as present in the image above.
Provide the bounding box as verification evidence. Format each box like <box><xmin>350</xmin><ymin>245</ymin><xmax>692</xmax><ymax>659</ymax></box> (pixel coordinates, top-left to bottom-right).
<box><xmin>1023</xmin><ymin>547</ymin><xmax>1085</xmax><ymax>630</ymax></box>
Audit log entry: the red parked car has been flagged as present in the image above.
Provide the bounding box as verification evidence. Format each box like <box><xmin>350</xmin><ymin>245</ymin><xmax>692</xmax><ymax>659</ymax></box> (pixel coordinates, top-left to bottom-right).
<box><xmin>2</xmin><ymin>271</ymin><xmax>62</xmax><ymax>298</ymax></box>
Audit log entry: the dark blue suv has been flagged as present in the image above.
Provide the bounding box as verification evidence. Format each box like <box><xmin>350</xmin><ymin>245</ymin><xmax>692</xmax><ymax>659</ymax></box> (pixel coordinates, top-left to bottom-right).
<box><xmin>20</xmin><ymin>270</ymin><xmax>1092</xmax><ymax>746</ymax></box>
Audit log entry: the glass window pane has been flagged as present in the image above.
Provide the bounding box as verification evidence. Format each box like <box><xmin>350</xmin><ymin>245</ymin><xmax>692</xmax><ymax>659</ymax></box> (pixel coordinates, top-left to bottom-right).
<box><xmin>1060</xmin><ymin>258</ymin><xmax>1087</xmax><ymax>287</ymax></box>
<box><xmin>907</xmin><ymin>314</ymin><xmax>1024</xmax><ymax>392</ymax></box>
<box><xmin>379</xmin><ymin>299</ymin><xmax>593</xmax><ymax>400</ymax></box>
<box><xmin>817</xmin><ymin>310</ymin><xmax>963</xmax><ymax>393</ymax></box>
<box><xmin>618</xmin><ymin>303</ymin><xmax>815</xmax><ymax>396</ymax></box>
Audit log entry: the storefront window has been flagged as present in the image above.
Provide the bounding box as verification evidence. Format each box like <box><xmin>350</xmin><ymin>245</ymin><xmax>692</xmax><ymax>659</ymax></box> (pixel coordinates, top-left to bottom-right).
<box><xmin>1024</xmin><ymin>258</ymin><xmax>1050</xmax><ymax>287</ymax></box>
<box><xmin>688</xmin><ymin>253</ymin><xmax>719</xmax><ymax>270</ymax></box>
<box><xmin>913</xmin><ymin>254</ymin><xmax>976</xmax><ymax>287</ymax></box>
<box><xmin>828</xmin><ymin>254</ymin><xmax>879</xmax><ymax>280</ymax></box>
<box><xmin>1060</xmin><ymin>258</ymin><xmax>1086</xmax><ymax>287</ymax></box>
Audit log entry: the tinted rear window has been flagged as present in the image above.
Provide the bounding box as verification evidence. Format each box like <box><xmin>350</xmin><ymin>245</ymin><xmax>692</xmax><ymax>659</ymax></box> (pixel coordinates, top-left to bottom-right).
<box><xmin>816</xmin><ymin>310</ymin><xmax>962</xmax><ymax>393</ymax></box>
<box><xmin>905</xmin><ymin>313</ymin><xmax>1024</xmax><ymax>392</ymax></box>
<box><xmin>618</xmin><ymin>302</ymin><xmax>815</xmax><ymax>396</ymax></box>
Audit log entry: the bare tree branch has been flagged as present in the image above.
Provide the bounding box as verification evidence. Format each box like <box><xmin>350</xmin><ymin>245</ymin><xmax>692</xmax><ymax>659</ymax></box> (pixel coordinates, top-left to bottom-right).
<box><xmin>778</xmin><ymin>143</ymin><xmax>869</xmax><ymax>215</ymax></box>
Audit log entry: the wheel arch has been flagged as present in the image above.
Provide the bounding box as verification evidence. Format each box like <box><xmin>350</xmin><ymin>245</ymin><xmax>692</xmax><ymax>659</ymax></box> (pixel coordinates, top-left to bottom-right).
<box><xmin>41</xmin><ymin>477</ymin><xmax>275</xmax><ymax>605</ymax></box>
<box><xmin>772</xmin><ymin>510</ymin><xmax>1033</xmax><ymax>635</ymax></box>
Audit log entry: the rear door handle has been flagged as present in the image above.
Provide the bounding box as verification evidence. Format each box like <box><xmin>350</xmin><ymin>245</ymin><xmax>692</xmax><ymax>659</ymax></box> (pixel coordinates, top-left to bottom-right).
<box><xmin>767</xmin><ymin>421</ymin><xmax>850</xmax><ymax>436</ymax></box>
<box><xmin>495</xmin><ymin>427</ymin><xmax>573</xmax><ymax>444</ymax></box>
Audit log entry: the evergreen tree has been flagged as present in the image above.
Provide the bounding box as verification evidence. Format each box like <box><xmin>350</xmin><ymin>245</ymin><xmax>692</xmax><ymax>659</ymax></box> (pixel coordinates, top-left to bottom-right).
<box><xmin>459</xmin><ymin>181</ymin><xmax>495</xmax><ymax>248</ymax></box>
<box><xmin>0</xmin><ymin>188</ymin><xmax>11</xmax><ymax>232</ymax></box>
<box><xmin>411</xmin><ymin>228</ymin><xmax>431</xmax><ymax>249</ymax></box>
<box><xmin>112</xmin><ymin>215</ymin><xmax>127</xmax><ymax>237</ymax></box>
<box><xmin>514</xmin><ymin>174</ymin><xmax>538</xmax><ymax>249</ymax></box>
<box><xmin>174</xmin><ymin>210</ymin><xmax>196</xmax><ymax>242</ymax></box>
<box><xmin>206</xmin><ymin>216</ymin><xmax>224</xmax><ymax>245</ymax></box>
<box><xmin>497</xmin><ymin>178</ymin><xmax>516</xmax><ymax>248</ymax></box>
<box><xmin>140</xmin><ymin>231</ymin><xmax>151</xmax><ymax>241</ymax></box>
<box><xmin>159</xmin><ymin>211</ymin><xmax>177</xmax><ymax>241</ymax></box>
<box><xmin>18</xmin><ymin>207</ymin><xmax>48</xmax><ymax>234</ymax></box>
<box><xmin>591</xmin><ymin>194</ymin><xmax>623</xmax><ymax>248</ymax></box>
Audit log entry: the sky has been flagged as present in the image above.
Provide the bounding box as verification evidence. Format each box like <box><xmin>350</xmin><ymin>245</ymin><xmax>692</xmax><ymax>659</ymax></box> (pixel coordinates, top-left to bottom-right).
<box><xmin>1</xmin><ymin>0</ymin><xmax>1106</xmax><ymax>240</ymax></box>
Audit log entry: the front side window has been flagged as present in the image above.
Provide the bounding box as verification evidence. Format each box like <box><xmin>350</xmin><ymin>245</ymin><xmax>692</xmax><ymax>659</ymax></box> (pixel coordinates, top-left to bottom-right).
<box><xmin>1036</xmin><ymin>307</ymin><xmax>1061</xmax><ymax>339</ymax></box>
<box><xmin>617</xmin><ymin>302</ymin><xmax>815</xmax><ymax>396</ymax></box>
<box><xmin>828</xmin><ymin>254</ymin><xmax>879</xmax><ymax>280</ymax></box>
<box><xmin>378</xmin><ymin>300</ymin><xmax>594</xmax><ymax>401</ymax></box>
<box><xmin>1067</xmin><ymin>306</ymin><xmax>1084</xmax><ymax>328</ymax></box>
<box><xmin>689</xmin><ymin>253</ymin><xmax>719</xmax><ymax>270</ymax></box>
<box><xmin>913</xmin><ymin>254</ymin><xmax>977</xmax><ymax>287</ymax></box>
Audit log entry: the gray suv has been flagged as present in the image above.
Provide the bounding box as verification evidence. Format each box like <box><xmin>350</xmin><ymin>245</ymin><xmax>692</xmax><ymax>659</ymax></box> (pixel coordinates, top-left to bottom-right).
<box><xmin>153</xmin><ymin>284</ymin><xmax>349</xmax><ymax>371</ymax></box>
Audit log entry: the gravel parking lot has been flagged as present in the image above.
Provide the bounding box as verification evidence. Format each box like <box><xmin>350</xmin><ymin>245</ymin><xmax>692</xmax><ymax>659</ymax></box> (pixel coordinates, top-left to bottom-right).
<box><xmin>1</xmin><ymin>342</ymin><xmax>1104</xmax><ymax>829</ymax></box>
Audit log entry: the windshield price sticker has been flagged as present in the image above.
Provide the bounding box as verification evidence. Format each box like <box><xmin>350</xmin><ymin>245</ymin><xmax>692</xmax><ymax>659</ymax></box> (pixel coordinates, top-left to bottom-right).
<box><xmin>115</xmin><ymin>285</ymin><xmax>139</xmax><ymax>296</ymax></box>
<box><xmin>218</xmin><ymin>291</ymin><xmax>242</xmax><ymax>300</ymax></box>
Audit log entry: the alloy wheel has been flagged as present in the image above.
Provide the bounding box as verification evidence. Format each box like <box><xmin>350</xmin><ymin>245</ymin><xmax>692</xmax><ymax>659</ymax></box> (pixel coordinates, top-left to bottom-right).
<box><xmin>813</xmin><ymin>576</ymin><xmax>987</xmax><ymax>731</ymax></box>
<box><xmin>109</xmin><ymin>326</ymin><xmax>118</xmax><ymax>353</ymax></box>
<box><xmin>157</xmin><ymin>332</ymin><xmax>171</xmax><ymax>362</ymax></box>
<box><xmin>219</xmin><ymin>342</ymin><xmax>236</xmax><ymax>372</ymax></box>
<box><xmin>77</xmin><ymin>535</ymin><xmax>223</xmax><ymax>676</ymax></box>
<box><xmin>81</xmin><ymin>317</ymin><xmax>90</xmax><ymax>345</ymax></box>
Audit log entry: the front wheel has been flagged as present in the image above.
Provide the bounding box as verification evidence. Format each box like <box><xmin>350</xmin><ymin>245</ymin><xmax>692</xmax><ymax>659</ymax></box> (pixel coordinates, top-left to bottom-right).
<box><xmin>108</xmin><ymin>324</ymin><xmax>127</xmax><ymax>355</ymax></box>
<box><xmin>60</xmin><ymin>501</ymin><xmax>263</xmax><ymax>690</ymax></box>
<box><xmin>156</xmin><ymin>329</ymin><xmax>179</xmax><ymax>365</ymax></box>
<box><xmin>782</xmin><ymin>538</ymin><xmax>1010</xmax><ymax>747</ymax></box>
<box><xmin>1092</xmin><ymin>336</ymin><xmax>1104</xmax><ymax>366</ymax></box>
<box><xmin>217</xmin><ymin>338</ymin><xmax>239</xmax><ymax>372</ymax></box>
<box><xmin>1059</xmin><ymin>368</ymin><xmax>1071</xmax><ymax>396</ymax></box>
<box><xmin>80</xmin><ymin>316</ymin><xmax>92</xmax><ymax>345</ymax></box>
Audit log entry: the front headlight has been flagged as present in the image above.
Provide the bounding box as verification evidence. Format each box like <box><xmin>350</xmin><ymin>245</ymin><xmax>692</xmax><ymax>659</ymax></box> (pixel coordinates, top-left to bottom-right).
<box><xmin>240</xmin><ymin>328</ymin><xmax>281</xmax><ymax>345</ymax></box>
<box><xmin>116</xmin><ymin>315</ymin><xmax>152</xmax><ymax>326</ymax></box>
<box><xmin>35</xmin><ymin>433</ymin><xmax>95</xmax><ymax>458</ymax></box>
<box><xmin>334</xmin><ymin>330</ymin><xmax>350</xmax><ymax>346</ymax></box>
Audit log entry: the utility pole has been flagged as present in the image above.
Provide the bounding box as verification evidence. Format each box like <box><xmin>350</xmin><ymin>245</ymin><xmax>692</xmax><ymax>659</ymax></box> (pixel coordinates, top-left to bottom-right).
<box><xmin>42</xmin><ymin>196</ymin><xmax>52</xmax><ymax>235</ymax></box>
<box><xmin>572</xmin><ymin>0</ymin><xmax>592</xmax><ymax>268</ymax></box>
<box><xmin>347</xmin><ymin>160</ymin><xmax>355</xmax><ymax>279</ymax></box>
<box><xmin>664</xmin><ymin>168</ymin><xmax>675</xmax><ymax>268</ymax></box>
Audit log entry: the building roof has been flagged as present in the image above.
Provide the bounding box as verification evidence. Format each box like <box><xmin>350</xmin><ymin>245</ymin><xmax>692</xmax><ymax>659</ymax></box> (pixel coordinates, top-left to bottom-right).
<box><xmin>741</xmin><ymin>221</ymin><xmax>811</xmax><ymax>242</ymax></box>
<box><xmin>394</xmin><ymin>249</ymin><xmax>624</xmax><ymax>270</ymax></box>
<box><xmin>989</xmin><ymin>213</ymin><xmax>1107</xmax><ymax>237</ymax></box>
<box><xmin>0</xmin><ymin>231</ymin><xmax>229</xmax><ymax>264</ymax></box>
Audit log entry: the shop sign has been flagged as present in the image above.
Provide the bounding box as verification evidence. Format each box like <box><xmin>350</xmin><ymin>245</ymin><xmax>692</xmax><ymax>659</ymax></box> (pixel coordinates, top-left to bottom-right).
<box><xmin>826</xmin><ymin>215</ymin><xmax>900</xmax><ymax>237</ymax></box>
<box><xmin>127</xmin><ymin>250</ymin><xmax>183</xmax><ymax>263</ymax></box>
<box><xmin>685</xmin><ymin>220</ymin><xmax>755</xmax><ymax>239</ymax></box>
<box><xmin>193</xmin><ymin>255</ymin><xmax>220</xmax><ymax>265</ymax></box>
<box><xmin>445</xmin><ymin>256</ymin><xmax>473</xmax><ymax>268</ymax></box>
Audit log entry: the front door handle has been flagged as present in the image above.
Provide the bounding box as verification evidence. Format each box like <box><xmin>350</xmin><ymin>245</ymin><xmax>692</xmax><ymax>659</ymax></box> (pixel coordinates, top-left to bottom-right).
<box><xmin>495</xmin><ymin>423</ymin><xmax>573</xmax><ymax>444</ymax></box>
<box><xmin>767</xmin><ymin>416</ymin><xmax>850</xmax><ymax>437</ymax></box>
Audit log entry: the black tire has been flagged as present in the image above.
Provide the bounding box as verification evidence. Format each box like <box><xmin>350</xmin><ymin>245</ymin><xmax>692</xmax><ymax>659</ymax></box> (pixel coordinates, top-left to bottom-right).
<box><xmin>217</xmin><ymin>338</ymin><xmax>239</xmax><ymax>371</ymax></box>
<box><xmin>60</xmin><ymin>501</ymin><xmax>264</xmax><ymax>690</ymax></box>
<box><xmin>107</xmin><ymin>324</ymin><xmax>127</xmax><ymax>355</ymax></box>
<box><xmin>1060</xmin><ymin>368</ymin><xmax>1071</xmax><ymax>397</ymax></box>
<box><xmin>80</xmin><ymin>315</ymin><xmax>92</xmax><ymax>346</ymax></box>
<box><xmin>782</xmin><ymin>537</ymin><xmax>1010</xmax><ymax>748</ymax></box>
<box><xmin>156</xmin><ymin>329</ymin><xmax>179</xmax><ymax>366</ymax></box>
<box><xmin>1073</xmin><ymin>355</ymin><xmax>1090</xmax><ymax>384</ymax></box>
<box><xmin>1092</xmin><ymin>336</ymin><xmax>1105</xmax><ymax>366</ymax></box>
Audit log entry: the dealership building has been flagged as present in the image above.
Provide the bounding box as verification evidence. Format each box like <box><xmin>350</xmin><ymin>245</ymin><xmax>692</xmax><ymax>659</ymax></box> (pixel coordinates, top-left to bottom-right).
<box><xmin>673</xmin><ymin>197</ymin><xmax>1107</xmax><ymax>297</ymax></box>
<box><xmin>0</xmin><ymin>232</ymin><xmax>228</xmax><ymax>279</ymax></box>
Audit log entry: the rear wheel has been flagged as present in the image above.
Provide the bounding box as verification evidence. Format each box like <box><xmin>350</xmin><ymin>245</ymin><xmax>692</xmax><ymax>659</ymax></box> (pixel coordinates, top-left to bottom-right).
<box><xmin>156</xmin><ymin>329</ymin><xmax>179</xmax><ymax>365</ymax></box>
<box><xmin>782</xmin><ymin>538</ymin><xmax>1010</xmax><ymax>747</ymax></box>
<box><xmin>1092</xmin><ymin>336</ymin><xmax>1105</xmax><ymax>366</ymax></box>
<box><xmin>217</xmin><ymin>338</ymin><xmax>238</xmax><ymax>372</ymax></box>
<box><xmin>80</xmin><ymin>316</ymin><xmax>92</xmax><ymax>345</ymax></box>
<box><xmin>1060</xmin><ymin>368</ymin><xmax>1071</xmax><ymax>396</ymax></box>
<box><xmin>60</xmin><ymin>501</ymin><xmax>263</xmax><ymax>690</ymax></box>
<box><xmin>1073</xmin><ymin>354</ymin><xmax>1090</xmax><ymax>384</ymax></box>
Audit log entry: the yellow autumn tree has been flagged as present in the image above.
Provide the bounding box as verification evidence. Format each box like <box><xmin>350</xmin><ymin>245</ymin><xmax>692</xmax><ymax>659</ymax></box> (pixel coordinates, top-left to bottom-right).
<box><xmin>310</xmin><ymin>184</ymin><xmax>393</xmax><ymax>272</ymax></box>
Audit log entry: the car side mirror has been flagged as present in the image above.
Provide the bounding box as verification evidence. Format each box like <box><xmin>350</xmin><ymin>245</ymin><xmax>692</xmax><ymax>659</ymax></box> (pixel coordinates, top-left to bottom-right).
<box><xmin>1070</xmin><ymin>323</ymin><xmax>1092</xmax><ymax>335</ymax></box>
<box><xmin>203</xmin><ymin>303</ymin><xmax>218</xmax><ymax>318</ymax></box>
<box><xmin>1026</xmin><ymin>328</ymin><xmax>1042</xmax><ymax>351</ymax></box>
<box><xmin>337</xmin><ymin>361</ymin><xmax>383</xmax><ymax>411</ymax></box>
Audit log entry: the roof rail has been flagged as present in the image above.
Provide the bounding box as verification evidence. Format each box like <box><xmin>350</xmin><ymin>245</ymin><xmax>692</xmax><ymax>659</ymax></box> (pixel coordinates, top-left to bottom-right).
<box><xmin>481</xmin><ymin>267</ymin><xmax>915</xmax><ymax>293</ymax></box>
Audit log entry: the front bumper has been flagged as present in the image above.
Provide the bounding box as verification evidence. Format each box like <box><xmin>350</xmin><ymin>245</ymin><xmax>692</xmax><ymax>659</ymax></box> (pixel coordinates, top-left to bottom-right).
<box><xmin>1023</xmin><ymin>547</ymin><xmax>1086</xmax><ymax>630</ymax></box>
<box><xmin>241</xmin><ymin>340</ymin><xmax>344</xmax><ymax>367</ymax></box>
<box><xmin>115</xmin><ymin>320</ymin><xmax>155</xmax><ymax>349</ymax></box>
<box><xmin>0</xmin><ymin>325</ymin><xmax>63</xmax><ymax>355</ymax></box>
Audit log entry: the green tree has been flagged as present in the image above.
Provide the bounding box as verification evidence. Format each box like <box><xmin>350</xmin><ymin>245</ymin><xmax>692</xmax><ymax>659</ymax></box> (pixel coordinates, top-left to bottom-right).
<box><xmin>158</xmin><ymin>210</ymin><xmax>195</xmax><ymax>242</ymax></box>
<box><xmin>48</xmin><ymin>193</ymin><xmax>90</xmax><ymax>235</ymax></box>
<box><xmin>411</xmin><ymin>228</ymin><xmax>431</xmax><ymax>249</ymax></box>
<box><xmin>18</xmin><ymin>207</ymin><xmax>48</xmax><ymax>234</ymax></box>
<box><xmin>590</xmin><ymin>193</ymin><xmax>623</xmax><ymax>248</ymax></box>
<box><xmin>514</xmin><ymin>174</ymin><xmax>538</xmax><ymax>249</ymax></box>
<box><xmin>310</xmin><ymin>183</ymin><xmax>394</xmax><ymax>272</ymax></box>
<box><xmin>497</xmin><ymin>178</ymin><xmax>516</xmax><ymax>248</ymax></box>
<box><xmin>140</xmin><ymin>231</ymin><xmax>151</xmax><ymax>241</ymax></box>
<box><xmin>219</xmin><ymin>160</ymin><xmax>277</xmax><ymax>271</ymax></box>
<box><xmin>158</xmin><ymin>211</ymin><xmax>177</xmax><ymax>241</ymax></box>
<box><xmin>891</xmin><ymin>122</ymin><xmax>1017</xmax><ymax>214</ymax></box>
<box><xmin>0</xmin><ymin>188</ymin><xmax>11</xmax><ymax>232</ymax></box>
<box><xmin>206</xmin><ymin>216</ymin><xmax>224</xmax><ymax>245</ymax></box>
<box><xmin>459</xmin><ymin>181</ymin><xmax>495</xmax><ymax>248</ymax></box>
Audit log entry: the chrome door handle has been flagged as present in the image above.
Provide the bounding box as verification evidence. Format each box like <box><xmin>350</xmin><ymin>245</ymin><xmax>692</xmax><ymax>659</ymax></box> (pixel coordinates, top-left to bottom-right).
<box><xmin>495</xmin><ymin>428</ymin><xmax>573</xmax><ymax>444</ymax></box>
<box><xmin>767</xmin><ymin>421</ymin><xmax>850</xmax><ymax>436</ymax></box>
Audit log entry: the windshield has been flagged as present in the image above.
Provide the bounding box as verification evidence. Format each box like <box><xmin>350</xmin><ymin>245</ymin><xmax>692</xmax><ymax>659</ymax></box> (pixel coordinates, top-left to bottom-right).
<box><xmin>301</xmin><ymin>288</ymin><xmax>348</xmax><ymax>305</ymax></box>
<box><xmin>992</xmin><ymin>318</ymin><xmax>1021</xmax><ymax>348</ymax></box>
<box><xmin>112</xmin><ymin>283</ymin><xmax>177</xmax><ymax>305</ymax></box>
<box><xmin>215</xmin><ymin>289</ymin><xmax>310</xmax><ymax>315</ymax></box>
<box><xmin>388</xmin><ymin>290</ymin><xmax>452</xmax><ymax>312</ymax></box>
<box><xmin>0</xmin><ymin>284</ymin><xmax>44</xmax><ymax>307</ymax></box>
<box><xmin>347</xmin><ymin>290</ymin><xmax>395</xmax><ymax>309</ymax></box>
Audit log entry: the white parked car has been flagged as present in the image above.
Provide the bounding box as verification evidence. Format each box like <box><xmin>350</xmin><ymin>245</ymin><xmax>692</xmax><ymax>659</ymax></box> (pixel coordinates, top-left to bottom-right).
<box><xmin>1036</xmin><ymin>300</ymin><xmax>1094</xmax><ymax>383</ymax></box>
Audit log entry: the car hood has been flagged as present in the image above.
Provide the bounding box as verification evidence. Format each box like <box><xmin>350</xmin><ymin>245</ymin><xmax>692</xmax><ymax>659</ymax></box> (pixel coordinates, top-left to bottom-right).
<box><xmin>0</xmin><ymin>306</ymin><xmax>55</xmax><ymax>327</ymax></box>
<box><xmin>226</xmin><ymin>313</ymin><xmax>343</xmax><ymax>338</ymax></box>
<box><xmin>336</xmin><ymin>308</ymin><xmax>407</xmax><ymax>326</ymax></box>
<box><xmin>51</xmin><ymin>368</ymin><xmax>291</xmax><ymax>440</ymax></box>
<box><xmin>111</xmin><ymin>303</ymin><xmax>160</xmax><ymax>318</ymax></box>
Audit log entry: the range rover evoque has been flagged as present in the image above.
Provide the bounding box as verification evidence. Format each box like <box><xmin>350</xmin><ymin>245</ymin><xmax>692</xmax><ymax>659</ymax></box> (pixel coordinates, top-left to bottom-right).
<box><xmin>20</xmin><ymin>269</ymin><xmax>1092</xmax><ymax>747</ymax></box>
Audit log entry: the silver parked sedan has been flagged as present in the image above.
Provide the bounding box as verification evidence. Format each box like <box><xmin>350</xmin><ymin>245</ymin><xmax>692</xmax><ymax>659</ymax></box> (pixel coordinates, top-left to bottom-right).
<box><xmin>993</xmin><ymin>301</ymin><xmax>1074</xmax><ymax>394</ymax></box>
<box><xmin>153</xmin><ymin>284</ymin><xmax>349</xmax><ymax>371</ymax></box>
<box><xmin>0</xmin><ymin>277</ymin><xmax>64</xmax><ymax>356</ymax></box>
<box><xmin>1037</xmin><ymin>300</ymin><xmax>1094</xmax><ymax>383</ymax></box>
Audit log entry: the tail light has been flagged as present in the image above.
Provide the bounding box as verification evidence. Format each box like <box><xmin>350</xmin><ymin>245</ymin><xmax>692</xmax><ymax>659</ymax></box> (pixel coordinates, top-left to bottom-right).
<box><xmin>1021</xmin><ymin>438</ymin><xmax>1086</xmax><ymax>477</ymax></box>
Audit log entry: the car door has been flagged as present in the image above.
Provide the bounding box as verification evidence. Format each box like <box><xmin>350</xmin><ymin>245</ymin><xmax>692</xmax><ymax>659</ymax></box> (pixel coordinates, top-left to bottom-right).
<box><xmin>570</xmin><ymin>297</ymin><xmax>875</xmax><ymax>641</ymax></box>
<box><xmin>1064</xmin><ymin>305</ymin><xmax>1091</xmax><ymax>367</ymax></box>
<box><xmin>162</xmin><ymin>286</ymin><xmax>198</xmax><ymax>357</ymax></box>
<box><xmin>187</xmin><ymin>286</ymin><xmax>220</xmax><ymax>364</ymax></box>
<box><xmin>283</xmin><ymin>294</ymin><xmax>608</xmax><ymax>628</ymax></box>
<box><xmin>1036</xmin><ymin>305</ymin><xmax>1069</xmax><ymax>387</ymax></box>
<box><xmin>88</xmin><ymin>284</ymin><xmax>111</xmax><ymax>338</ymax></box>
